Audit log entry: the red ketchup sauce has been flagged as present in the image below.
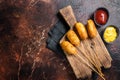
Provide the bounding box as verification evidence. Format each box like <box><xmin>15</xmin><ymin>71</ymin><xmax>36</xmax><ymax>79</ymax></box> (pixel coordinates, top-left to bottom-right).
<box><xmin>95</xmin><ymin>9</ymin><xmax>108</xmax><ymax>25</ymax></box>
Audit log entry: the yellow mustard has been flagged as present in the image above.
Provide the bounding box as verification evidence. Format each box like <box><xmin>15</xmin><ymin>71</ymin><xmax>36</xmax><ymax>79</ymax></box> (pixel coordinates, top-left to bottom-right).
<box><xmin>103</xmin><ymin>26</ymin><xmax>117</xmax><ymax>43</ymax></box>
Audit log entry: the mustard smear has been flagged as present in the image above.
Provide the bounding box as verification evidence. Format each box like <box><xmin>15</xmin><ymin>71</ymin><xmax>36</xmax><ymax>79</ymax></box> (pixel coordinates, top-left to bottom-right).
<box><xmin>103</xmin><ymin>26</ymin><xmax>117</xmax><ymax>43</ymax></box>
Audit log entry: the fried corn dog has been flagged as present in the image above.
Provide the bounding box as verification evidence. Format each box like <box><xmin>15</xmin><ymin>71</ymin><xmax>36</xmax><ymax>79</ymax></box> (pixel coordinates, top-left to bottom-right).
<box><xmin>60</xmin><ymin>41</ymin><xmax>77</xmax><ymax>55</ymax></box>
<box><xmin>66</xmin><ymin>30</ymin><xmax>80</xmax><ymax>46</ymax></box>
<box><xmin>87</xmin><ymin>19</ymin><xmax>97</xmax><ymax>38</ymax></box>
<box><xmin>75</xmin><ymin>22</ymin><xmax>88</xmax><ymax>40</ymax></box>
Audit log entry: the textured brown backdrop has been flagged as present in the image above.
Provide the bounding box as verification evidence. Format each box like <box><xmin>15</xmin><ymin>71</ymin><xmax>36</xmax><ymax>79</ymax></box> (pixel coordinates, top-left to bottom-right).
<box><xmin>0</xmin><ymin>0</ymin><xmax>120</xmax><ymax>80</ymax></box>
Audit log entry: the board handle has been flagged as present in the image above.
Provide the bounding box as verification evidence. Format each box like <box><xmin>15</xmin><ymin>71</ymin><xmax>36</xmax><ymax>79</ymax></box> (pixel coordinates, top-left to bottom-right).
<box><xmin>59</xmin><ymin>5</ymin><xmax>77</xmax><ymax>29</ymax></box>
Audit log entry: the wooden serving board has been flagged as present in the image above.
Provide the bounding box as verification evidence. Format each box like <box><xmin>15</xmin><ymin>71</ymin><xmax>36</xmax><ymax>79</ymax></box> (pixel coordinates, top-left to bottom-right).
<box><xmin>59</xmin><ymin>5</ymin><xmax>112</xmax><ymax>78</ymax></box>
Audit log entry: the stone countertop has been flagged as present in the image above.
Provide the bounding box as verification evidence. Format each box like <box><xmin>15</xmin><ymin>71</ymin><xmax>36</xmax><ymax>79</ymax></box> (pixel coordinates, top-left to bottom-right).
<box><xmin>0</xmin><ymin>0</ymin><xmax>120</xmax><ymax>80</ymax></box>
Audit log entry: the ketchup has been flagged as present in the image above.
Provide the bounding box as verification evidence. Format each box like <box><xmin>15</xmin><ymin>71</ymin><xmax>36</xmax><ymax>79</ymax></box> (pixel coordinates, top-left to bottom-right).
<box><xmin>95</xmin><ymin>9</ymin><xmax>108</xmax><ymax>25</ymax></box>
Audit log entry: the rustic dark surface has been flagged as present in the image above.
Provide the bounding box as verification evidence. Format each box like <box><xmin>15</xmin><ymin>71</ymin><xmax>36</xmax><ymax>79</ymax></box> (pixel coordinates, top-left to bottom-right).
<box><xmin>0</xmin><ymin>0</ymin><xmax>120</xmax><ymax>80</ymax></box>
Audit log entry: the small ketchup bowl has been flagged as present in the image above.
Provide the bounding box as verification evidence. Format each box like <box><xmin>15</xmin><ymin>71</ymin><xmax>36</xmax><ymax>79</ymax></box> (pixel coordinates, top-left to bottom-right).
<box><xmin>94</xmin><ymin>7</ymin><xmax>109</xmax><ymax>26</ymax></box>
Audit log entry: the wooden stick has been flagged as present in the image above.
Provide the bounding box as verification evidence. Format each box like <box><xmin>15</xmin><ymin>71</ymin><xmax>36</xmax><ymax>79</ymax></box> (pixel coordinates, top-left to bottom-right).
<box><xmin>71</xmin><ymin>54</ymin><xmax>92</xmax><ymax>78</ymax></box>
<box><xmin>75</xmin><ymin>53</ymin><xmax>105</xmax><ymax>80</ymax></box>
<box><xmin>78</xmin><ymin>41</ymin><xmax>104</xmax><ymax>77</ymax></box>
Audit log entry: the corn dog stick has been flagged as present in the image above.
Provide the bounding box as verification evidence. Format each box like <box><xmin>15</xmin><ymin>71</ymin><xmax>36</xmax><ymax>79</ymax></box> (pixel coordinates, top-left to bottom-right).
<box><xmin>79</xmin><ymin>40</ymin><xmax>104</xmax><ymax>77</ymax></box>
<box><xmin>74</xmin><ymin>22</ymin><xmax>101</xmax><ymax>70</ymax></box>
<box><xmin>75</xmin><ymin>54</ymin><xmax>105</xmax><ymax>80</ymax></box>
<box><xmin>86</xmin><ymin>19</ymin><xmax>102</xmax><ymax>73</ymax></box>
<box><xmin>60</xmin><ymin>41</ymin><xmax>105</xmax><ymax>80</ymax></box>
<box><xmin>75</xmin><ymin>20</ymin><xmax>103</xmax><ymax>77</ymax></box>
<box><xmin>66</xmin><ymin>29</ymin><xmax>103</xmax><ymax>76</ymax></box>
<box><xmin>87</xmin><ymin>40</ymin><xmax>104</xmax><ymax>76</ymax></box>
<box><xmin>77</xmin><ymin>45</ymin><xmax>104</xmax><ymax>77</ymax></box>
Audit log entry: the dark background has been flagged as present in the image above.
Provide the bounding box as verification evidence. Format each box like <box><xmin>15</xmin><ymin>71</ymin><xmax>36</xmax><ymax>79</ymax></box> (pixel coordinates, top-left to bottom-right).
<box><xmin>0</xmin><ymin>0</ymin><xmax>120</xmax><ymax>80</ymax></box>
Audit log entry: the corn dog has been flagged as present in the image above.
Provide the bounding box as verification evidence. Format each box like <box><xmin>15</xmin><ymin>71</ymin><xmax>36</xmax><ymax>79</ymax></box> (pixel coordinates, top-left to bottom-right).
<box><xmin>60</xmin><ymin>41</ymin><xmax>77</xmax><ymax>55</ymax></box>
<box><xmin>87</xmin><ymin>19</ymin><xmax>97</xmax><ymax>38</ymax></box>
<box><xmin>75</xmin><ymin>22</ymin><xmax>88</xmax><ymax>40</ymax></box>
<box><xmin>66</xmin><ymin>30</ymin><xmax>80</xmax><ymax>46</ymax></box>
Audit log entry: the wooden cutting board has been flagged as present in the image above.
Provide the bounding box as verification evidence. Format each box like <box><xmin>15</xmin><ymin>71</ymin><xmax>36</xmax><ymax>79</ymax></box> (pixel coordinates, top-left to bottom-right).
<box><xmin>59</xmin><ymin>5</ymin><xmax>112</xmax><ymax>78</ymax></box>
